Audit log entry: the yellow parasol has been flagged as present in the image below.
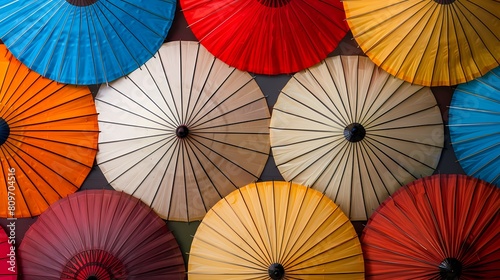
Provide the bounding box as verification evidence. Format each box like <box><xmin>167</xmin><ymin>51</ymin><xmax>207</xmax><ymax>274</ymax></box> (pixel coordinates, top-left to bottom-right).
<box><xmin>343</xmin><ymin>0</ymin><xmax>500</xmax><ymax>86</ymax></box>
<box><xmin>188</xmin><ymin>181</ymin><xmax>364</xmax><ymax>279</ymax></box>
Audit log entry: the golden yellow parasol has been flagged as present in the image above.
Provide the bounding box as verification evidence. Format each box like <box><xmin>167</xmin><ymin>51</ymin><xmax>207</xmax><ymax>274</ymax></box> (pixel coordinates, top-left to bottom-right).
<box><xmin>343</xmin><ymin>0</ymin><xmax>500</xmax><ymax>86</ymax></box>
<box><xmin>188</xmin><ymin>181</ymin><xmax>364</xmax><ymax>279</ymax></box>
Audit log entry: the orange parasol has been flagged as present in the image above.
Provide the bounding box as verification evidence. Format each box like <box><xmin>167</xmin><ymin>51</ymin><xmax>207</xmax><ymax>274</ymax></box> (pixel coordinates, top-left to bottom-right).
<box><xmin>0</xmin><ymin>45</ymin><xmax>98</xmax><ymax>218</ymax></box>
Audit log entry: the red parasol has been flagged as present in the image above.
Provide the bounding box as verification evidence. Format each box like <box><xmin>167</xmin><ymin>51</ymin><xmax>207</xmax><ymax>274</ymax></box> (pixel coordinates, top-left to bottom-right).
<box><xmin>18</xmin><ymin>190</ymin><xmax>185</xmax><ymax>279</ymax></box>
<box><xmin>361</xmin><ymin>174</ymin><xmax>500</xmax><ymax>279</ymax></box>
<box><xmin>0</xmin><ymin>226</ymin><xmax>16</xmax><ymax>279</ymax></box>
<box><xmin>180</xmin><ymin>0</ymin><xmax>349</xmax><ymax>75</ymax></box>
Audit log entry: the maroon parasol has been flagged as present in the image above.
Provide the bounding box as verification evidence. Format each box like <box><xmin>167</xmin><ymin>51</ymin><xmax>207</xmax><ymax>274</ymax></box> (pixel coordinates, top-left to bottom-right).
<box><xmin>18</xmin><ymin>190</ymin><xmax>185</xmax><ymax>279</ymax></box>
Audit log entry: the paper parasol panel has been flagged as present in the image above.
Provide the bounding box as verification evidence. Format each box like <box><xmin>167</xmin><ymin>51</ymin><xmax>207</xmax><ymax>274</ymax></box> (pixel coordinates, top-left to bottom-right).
<box><xmin>361</xmin><ymin>174</ymin><xmax>500</xmax><ymax>279</ymax></box>
<box><xmin>0</xmin><ymin>45</ymin><xmax>98</xmax><ymax>218</ymax></box>
<box><xmin>19</xmin><ymin>190</ymin><xmax>186</xmax><ymax>279</ymax></box>
<box><xmin>448</xmin><ymin>66</ymin><xmax>500</xmax><ymax>186</ymax></box>
<box><xmin>96</xmin><ymin>41</ymin><xmax>270</xmax><ymax>222</ymax></box>
<box><xmin>0</xmin><ymin>0</ymin><xmax>176</xmax><ymax>85</ymax></box>
<box><xmin>343</xmin><ymin>0</ymin><xmax>500</xmax><ymax>86</ymax></box>
<box><xmin>270</xmin><ymin>55</ymin><xmax>444</xmax><ymax>221</ymax></box>
<box><xmin>180</xmin><ymin>0</ymin><xmax>349</xmax><ymax>75</ymax></box>
<box><xmin>188</xmin><ymin>181</ymin><xmax>364</xmax><ymax>279</ymax></box>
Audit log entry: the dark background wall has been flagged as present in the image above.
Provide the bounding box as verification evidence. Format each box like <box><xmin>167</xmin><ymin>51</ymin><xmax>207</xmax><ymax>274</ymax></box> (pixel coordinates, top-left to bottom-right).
<box><xmin>0</xmin><ymin>2</ymin><xmax>465</xmax><ymax>269</ymax></box>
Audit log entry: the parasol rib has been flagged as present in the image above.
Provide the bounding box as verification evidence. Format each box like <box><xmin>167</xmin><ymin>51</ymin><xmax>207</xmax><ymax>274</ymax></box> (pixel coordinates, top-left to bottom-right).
<box><xmin>396</xmin><ymin>2</ymin><xmax>438</xmax><ymax>80</ymax></box>
<box><xmin>285</xmin><ymin>209</ymin><xmax>352</xmax><ymax>268</ymax></box>
<box><xmin>185</xmin><ymin>67</ymin><xmax>237</xmax><ymax>126</ymax></box>
<box><xmin>180</xmin><ymin>139</ymin><xmax>226</xmax><ymax>192</ymax></box>
<box><xmin>87</xmin><ymin>5</ymin><xmax>110</xmax><ymax>84</ymax></box>
<box><xmin>97</xmin><ymin>96</ymin><xmax>171</xmax><ymax>128</ymax></box>
<box><xmin>83</xmin><ymin>7</ymin><xmax>98</xmax><ymax>85</ymax></box>
<box><xmin>183</xmin><ymin>143</ymin><xmax>212</xmax><ymax>216</ymax></box>
<box><xmin>44</xmin><ymin>4</ymin><xmax>72</xmax><ymax>78</ymax></box>
<box><xmin>362</xmin><ymin>86</ymin><xmax>424</xmax><ymax>128</ymax></box>
<box><xmin>361</xmin><ymin>140</ymin><xmax>407</xmax><ymax>186</ymax></box>
<box><xmin>3</xmin><ymin>85</ymin><xmax>73</xmax><ymax>122</ymax></box>
<box><xmin>123</xmin><ymin>74</ymin><xmax>178</xmax><ymax>126</ymax></box>
<box><xmin>229</xmin><ymin>190</ymin><xmax>275</xmax><ymax>265</ymax></box>
<box><xmin>326</xmin><ymin>61</ymin><xmax>352</xmax><ymax>125</ymax></box>
<box><xmin>6</xmin><ymin>2</ymin><xmax>57</xmax><ymax>57</ymax></box>
<box><xmin>0</xmin><ymin>150</ymin><xmax>39</xmax><ymax>217</ymax></box>
<box><xmin>357</xmin><ymin>70</ymin><xmax>392</xmax><ymax>125</ymax></box>
<box><xmin>6</xmin><ymin>137</ymin><xmax>93</xmax><ymax>172</ymax></box>
<box><xmin>366</xmin><ymin>135</ymin><xmax>438</xmax><ymax>170</ymax></box>
<box><xmin>275</xmin><ymin>135</ymin><xmax>345</xmax><ymax>168</ymax></box>
<box><xmin>451</xmin><ymin>4</ymin><xmax>481</xmax><ymax>74</ymax></box>
<box><xmin>189</xmin><ymin>137</ymin><xmax>262</xmax><ymax>180</ymax></box>
<box><xmin>184</xmin><ymin>49</ymin><xmax>217</xmax><ymax>125</ymax></box>
<box><xmin>355</xmin><ymin>143</ymin><xmax>370</xmax><ymax>218</ymax></box>
<box><xmin>364</xmin><ymin>105</ymin><xmax>442</xmax><ymax>132</ymax></box>
<box><xmin>357</xmin><ymin>141</ymin><xmax>393</xmax><ymax>200</ymax></box>
<box><xmin>141</xmin><ymin>63</ymin><xmax>179</xmax><ymax>124</ymax></box>
<box><xmin>298</xmin><ymin>75</ymin><xmax>349</xmax><ymax>124</ymax></box>
<box><xmin>191</xmin><ymin>98</ymin><xmax>267</xmax><ymax>129</ymax></box>
<box><xmin>357</xmin><ymin>143</ymin><xmax>386</xmax><ymax>207</ymax></box>
<box><xmin>369</xmin><ymin>132</ymin><xmax>443</xmax><ymax>149</ymax></box>
<box><xmin>104</xmin><ymin>1</ymin><xmax>167</xmax><ymax>53</ymax></box>
<box><xmin>188</xmin><ymin>72</ymin><xmax>253</xmax><ymax>128</ymax></box>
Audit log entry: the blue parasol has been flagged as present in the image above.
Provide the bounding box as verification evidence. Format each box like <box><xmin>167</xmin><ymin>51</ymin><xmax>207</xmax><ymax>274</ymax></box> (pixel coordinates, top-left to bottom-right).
<box><xmin>448</xmin><ymin>67</ymin><xmax>500</xmax><ymax>186</ymax></box>
<box><xmin>0</xmin><ymin>0</ymin><xmax>176</xmax><ymax>85</ymax></box>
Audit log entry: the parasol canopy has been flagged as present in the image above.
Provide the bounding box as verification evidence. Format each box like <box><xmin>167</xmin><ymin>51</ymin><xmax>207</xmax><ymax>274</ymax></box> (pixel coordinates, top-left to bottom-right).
<box><xmin>448</xmin><ymin>66</ymin><xmax>500</xmax><ymax>186</ymax></box>
<box><xmin>270</xmin><ymin>55</ymin><xmax>444</xmax><ymax>221</ymax></box>
<box><xmin>0</xmin><ymin>45</ymin><xmax>98</xmax><ymax>218</ymax></box>
<box><xmin>180</xmin><ymin>0</ymin><xmax>349</xmax><ymax>75</ymax></box>
<box><xmin>96</xmin><ymin>41</ymin><xmax>270</xmax><ymax>222</ymax></box>
<box><xmin>361</xmin><ymin>174</ymin><xmax>500</xmax><ymax>279</ymax></box>
<box><xmin>18</xmin><ymin>189</ymin><xmax>186</xmax><ymax>279</ymax></box>
<box><xmin>343</xmin><ymin>0</ymin><xmax>500</xmax><ymax>86</ymax></box>
<box><xmin>0</xmin><ymin>0</ymin><xmax>176</xmax><ymax>85</ymax></box>
<box><xmin>188</xmin><ymin>181</ymin><xmax>364</xmax><ymax>279</ymax></box>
